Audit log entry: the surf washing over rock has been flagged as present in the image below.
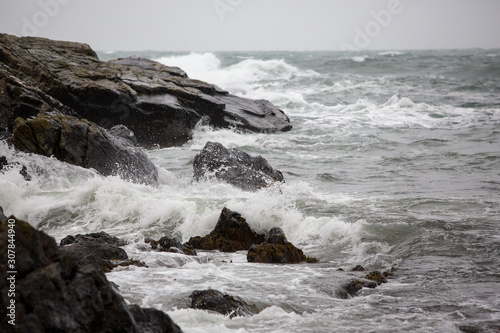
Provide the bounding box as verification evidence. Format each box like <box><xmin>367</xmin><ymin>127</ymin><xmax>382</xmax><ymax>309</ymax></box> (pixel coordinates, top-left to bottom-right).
<box><xmin>2</xmin><ymin>35</ymin><xmax>500</xmax><ymax>332</ymax></box>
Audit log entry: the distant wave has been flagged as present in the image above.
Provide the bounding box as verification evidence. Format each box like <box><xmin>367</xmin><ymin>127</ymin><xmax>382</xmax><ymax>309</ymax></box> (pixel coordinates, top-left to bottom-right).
<box><xmin>155</xmin><ymin>52</ymin><xmax>319</xmax><ymax>97</ymax></box>
<box><xmin>378</xmin><ymin>51</ymin><xmax>405</xmax><ymax>56</ymax></box>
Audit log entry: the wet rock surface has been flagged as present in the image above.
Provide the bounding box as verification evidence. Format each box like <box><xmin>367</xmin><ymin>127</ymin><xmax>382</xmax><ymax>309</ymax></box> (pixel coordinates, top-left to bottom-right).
<box><xmin>187</xmin><ymin>207</ymin><xmax>266</xmax><ymax>252</ymax></box>
<box><xmin>189</xmin><ymin>289</ymin><xmax>258</xmax><ymax>318</ymax></box>
<box><xmin>193</xmin><ymin>141</ymin><xmax>285</xmax><ymax>191</ymax></box>
<box><xmin>59</xmin><ymin>231</ymin><xmax>146</xmax><ymax>272</ymax></box>
<box><xmin>145</xmin><ymin>236</ymin><xmax>197</xmax><ymax>256</ymax></box>
<box><xmin>0</xmin><ymin>33</ymin><xmax>291</xmax><ymax>148</ymax></box>
<box><xmin>11</xmin><ymin>113</ymin><xmax>158</xmax><ymax>186</ymax></box>
<box><xmin>0</xmin><ymin>217</ymin><xmax>182</xmax><ymax>333</ymax></box>
<box><xmin>128</xmin><ymin>304</ymin><xmax>183</xmax><ymax>333</ymax></box>
<box><xmin>247</xmin><ymin>227</ymin><xmax>318</xmax><ymax>264</ymax></box>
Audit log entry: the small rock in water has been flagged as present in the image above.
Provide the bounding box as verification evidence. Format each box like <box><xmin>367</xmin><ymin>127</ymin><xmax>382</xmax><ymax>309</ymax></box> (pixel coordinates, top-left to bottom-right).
<box><xmin>189</xmin><ymin>289</ymin><xmax>258</xmax><ymax>318</ymax></box>
<box><xmin>193</xmin><ymin>141</ymin><xmax>284</xmax><ymax>191</ymax></box>
<box><xmin>158</xmin><ymin>236</ymin><xmax>197</xmax><ymax>256</ymax></box>
<box><xmin>59</xmin><ymin>231</ymin><xmax>146</xmax><ymax>272</ymax></box>
<box><xmin>187</xmin><ymin>207</ymin><xmax>266</xmax><ymax>252</ymax></box>
<box><xmin>364</xmin><ymin>271</ymin><xmax>388</xmax><ymax>285</ymax></box>
<box><xmin>350</xmin><ymin>265</ymin><xmax>365</xmax><ymax>272</ymax></box>
<box><xmin>247</xmin><ymin>227</ymin><xmax>318</xmax><ymax>264</ymax></box>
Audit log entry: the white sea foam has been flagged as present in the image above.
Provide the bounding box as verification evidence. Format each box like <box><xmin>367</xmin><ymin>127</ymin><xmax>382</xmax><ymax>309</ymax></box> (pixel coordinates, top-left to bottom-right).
<box><xmin>0</xmin><ymin>140</ymin><xmax>380</xmax><ymax>264</ymax></box>
<box><xmin>378</xmin><ymin>51</ymin><xmax>405</xmax><ymax>56</ymax></box>
<box><xmin>155</xmin><ymin>52</ymin><xmax>319</xmax><ymax>99</ymax></box>
<box><xmin>350</xmin><ymin>55</ymin><xmax>370</xmax><ymax>63</ymax></box>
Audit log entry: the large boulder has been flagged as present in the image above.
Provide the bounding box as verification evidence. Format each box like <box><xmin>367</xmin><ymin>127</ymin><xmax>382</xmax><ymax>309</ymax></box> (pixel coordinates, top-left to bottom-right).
<box><xmin>0</xmin><ymin>217</ymin><xmax>182</xmax><ymax>333</ymax></box>
<box><xmin>247</xmin><ymin>227</ymin><xmax>318</xmax><ymax>264</ymax></box>
<box><xmin>59</xmin><ymin>231</ymin><xmax>146</xmax><ymax>272</ymax></box>
<box><xmin>193</xmin><ymin>141</ymin><xmax>284</xmax><ymax>191</ymax></box>
<box><xmin>0</xmin><ymin>33</ymin><xmax>292</xmax><ymax>147</ymax></box>
<box><xmin>189</xmin><ymin>289</ymin><xmax>257</xmax><ymax>318</ymax></box>
<box><xmin>187</xmin><ymin>207</ymin><xmax>265</xmax><ymax>252</ymax></box>
<box><xmin>11</xmin><ymin>113</ymin><xmax>158</xmax><ymax>186</ymax></box>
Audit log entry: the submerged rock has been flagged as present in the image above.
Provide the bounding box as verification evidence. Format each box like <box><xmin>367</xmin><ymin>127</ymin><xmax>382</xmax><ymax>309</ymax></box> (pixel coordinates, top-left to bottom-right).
<box><xmin>350</xmin><ymin>265</ymin><xmax>365</xmax><ymax>272</ymax></box>
<box><xmin>0</xmin><ymin>217</ymin><xmax>182</xmax><ymax>333</ymax></box>
<box><xmin>336</xmin><ymin>279</ymin><xmax>378</xmax><ymax>299</ymax></box>
<box><xmin>364</xmin><ymin>270</ymin><xmax>388</xmax><ymax>285</ymax></box>
<box><xmin>59</xmin><ymin>231</ymin><xmax>146</xmax><ymax>272</ymax></box>
<box><xmin>247</xmin><ymin>227</ymin><xmax>318</xmax><ymax>264</ymax></box>
<box><xmin>189</xmin><ymin>289</ymin><xmax>258</xmax><ymax>317</ymax></box>
<box><xmin>0</xmin><ymin>155</ymin><xmax>32</xmax><ymax>181</ymax></box>
<box><xmin>187</xmin><ymin>207</ymin><xmax>265</xmax><ymax>252</ymax></box>
<box><xmin>0</xmin><ymin>33</ymin><xmax>291</xmax><ymax>148</ymax></box>
<box><xmin>193</xmin><ymin>141</ymin><xmax>285</xmax><ymax>191</ymax></box>
<box><xmin>12</xmin><ymin>113</ymin><xmax>158</xmax><ymax>185</ymax></box>
<box><xmin>0</xmin><ymin>206</ymin><xmax>5</xmax><ymax>221</ymax></box>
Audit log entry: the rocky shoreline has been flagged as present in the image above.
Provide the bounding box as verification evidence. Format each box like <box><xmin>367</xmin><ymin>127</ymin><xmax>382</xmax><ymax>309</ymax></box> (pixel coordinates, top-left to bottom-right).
<box><xmin>1</xmin><ymin>34</ymin><xmax>396</xmax><ymax>332</ymax></box>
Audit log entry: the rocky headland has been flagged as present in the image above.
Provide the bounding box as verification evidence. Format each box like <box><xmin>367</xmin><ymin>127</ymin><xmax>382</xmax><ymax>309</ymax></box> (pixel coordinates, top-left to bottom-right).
<box><xmin>0</xmin><ymin>34</ymin><xmax>397</xmax><ymax>332</ymax></box>
<box><xmin>0</xmin><ymin>33</ymin><xmax>291</xmax><ymax>149</ymax></box>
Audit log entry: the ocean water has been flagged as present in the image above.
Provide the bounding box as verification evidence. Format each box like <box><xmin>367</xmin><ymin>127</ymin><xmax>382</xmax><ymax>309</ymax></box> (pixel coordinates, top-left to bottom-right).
<box><xmin>2</xmin><ymin>49</ymin><xmax>500</xmax><ymax>332</ymax></box>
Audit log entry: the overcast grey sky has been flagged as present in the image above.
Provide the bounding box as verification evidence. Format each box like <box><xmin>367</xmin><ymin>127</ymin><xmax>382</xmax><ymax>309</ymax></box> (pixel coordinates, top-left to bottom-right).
<box><xmin>1</xmin><ymin>0</ymin><xmax>499</xmax><ymax>51</ymax></box>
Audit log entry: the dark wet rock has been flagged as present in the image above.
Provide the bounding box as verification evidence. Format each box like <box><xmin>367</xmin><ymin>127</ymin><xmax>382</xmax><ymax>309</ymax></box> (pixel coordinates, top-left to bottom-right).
<box><xmin>128</xmin><ymin>304</ymin><xmax>183</xmax><ymax>333</ymax></box>
<box><xmin>351</xmin><ymin>264</ymin><xmax>365</xmax><ymax>272</ymax></box>
<box><xmin>336</xmin><ymin>279</ymin><xmax>378</xmax><ymax>299</ymax></box>
<box><xmin>60</xmin><ymin>231</ymin><xmax>126</xmax><ymax>246</ymax></box>
<box><xmin>108</xmin><ymin>124</ymin><xmax>138</xmax><ymax>146</ymax></box>
<box><xmin>1</xmin><ymin>33</ymin><xmax>291</xmax><ymax>148</ymax></box>
<box><xmin>187</xmin><ymin>207</ymin><xmax>265</xmax><ymax>252</ymax></box>
<box><xmin>189</xmin><ymin>289</ymin><xmax>258</xmax><ymax>318</ymax></box>
<box><xmin>458</xmin><ymin>323</ymin><xmax>500</xmax><ymax>333</ymax></box>
<box><xmin>247</xmin><ymin>227</ymin><xmax>318</xmax><ymax>264</ymax></box>
<box><xmin>145</xmin><ymin>237</ymin><xmax>159</xmax><ymax>250</ymax></box>
<box><xmin>158</xmin><ymin>236</ymin><xmax>197</xmax><ymax>256</ymax></box>
<box><xmin>0</xmin><ymin>206</ymin><xmax>5</xmax><ymax>221</ymax></box>
<box><xmin>0</xmin><ymin>155</ymin><xmax>32</xmax><ymax>181</ymax></box>
<box><xmin>59</xmin><ymin>231</ymin><xmax>146</xmax><ymax>272</ymax></box>
<box><xmin>265</xmin><ymin>226</ymin><xmax>288</xmax><ymax>244</ymax></box>
<box><xmin>193</xmin><ymin>141</ymin><xmax>284</xmax><ymax>191</ymax></box>
<box><xmin>383</xmin><ymin>267</ymin><xmax>397</xmax><ymax>278</ymax></box>
<box><xmin>365</xmin><ymin>271</ymin><xmax>388</xmax><ymax>285</ymax></box>
<box><xmin>12</xmin><ymin>113</ymin><xmax>158</xmax><ymax>185</ymax></box>
<box><xmin>0</xmin><ymin>216</ymin><xmax>182</xmax><ymax>333</ymax></box>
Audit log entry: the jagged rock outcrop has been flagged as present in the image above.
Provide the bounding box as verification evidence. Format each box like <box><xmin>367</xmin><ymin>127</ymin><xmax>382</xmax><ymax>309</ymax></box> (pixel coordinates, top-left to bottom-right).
<box><xmin>0</xmin><ymin>217</ymin><xmax>182</xmax><ymax>333</ymax></box>
<box><xmin>59</xmin><ymin>231</ymin><xmax>146</xmax><ymax>272</ymax></box>
<box><xmin>0</xmin><ymin>33</ymin><xmax>292</xmax><ymax>147</ymax></box>
<box><xmin>187</xmin><ymin>207</ymin><xmax>265</xmax><ymax>252</ymax></box>
<box><xmin>11</xmin><ymin>113</ymin><xmax>158</xmax><ymax>185</ymax></box>
<box><xmin>247</xmin><ymin>227</ymin><xmax>318</xmax><ymax>264</ymax></box>
<box><xmin>193</xmin><ymin>141</ymin><xmax>284</xmax><ymax>191</ymax></box>
<box><xmin>189</xmin><ymin>289</ymin><xmax>258</xmax><ymax>318</ymax></box>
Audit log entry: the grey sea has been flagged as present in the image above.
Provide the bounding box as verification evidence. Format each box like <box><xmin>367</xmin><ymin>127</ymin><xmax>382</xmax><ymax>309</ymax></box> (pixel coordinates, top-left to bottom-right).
<box><xmin>2</xmin><ymin>49</ymin><xmax>499</xmax><ymax>332</ymax></box>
